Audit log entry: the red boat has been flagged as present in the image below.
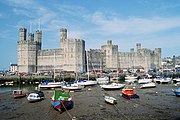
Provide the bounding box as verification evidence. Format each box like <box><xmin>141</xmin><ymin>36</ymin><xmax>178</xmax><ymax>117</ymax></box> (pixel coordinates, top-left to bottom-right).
<box><xmin>12</xmin><ymin>90</ymin><xmax>27</xmax><ymax>99</ymax></box>
<box><xmin>122</xmin><ymin>88</ymin><xmax>139</xmax><ymax>99</ymax></box>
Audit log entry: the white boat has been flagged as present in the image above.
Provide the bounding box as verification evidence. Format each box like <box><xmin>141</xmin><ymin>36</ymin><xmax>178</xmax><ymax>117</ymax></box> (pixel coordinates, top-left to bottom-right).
<box><xmin>104</xmin><ymin>96</ymin><xmax>116</xmax><ymax>104</ymax></box>
<box><xmin>74</xmin><ymin>80</ymin><xmax>97</xmax><ymax>86</ymax></box>
<box><xmin>125</xmin><ymin>76</ymin><xmax>137</xmax><ymax>80</ymax></box>
<box><xmin>38</xmin><ymin>81</ymin><xmax>63</xmax><ymax>88</ymax></box>
<box><xmin>62</xmin><ymin>83</ymin><xmax>84</xmax><ymax>90</ymax></box>
<box><xmin>154</xmin><ymin>77</ymin><xmax>171</xmax><ymax>84</ymax></box>
<box><xmin>27</xmin><ymin>91</ymin><xmax>44</xmax><ymax>102</ymax></box>
<box><xmin>140</xmin><ymin>82</ymin><xmax>156</xmax><ymax>89</ymax></box>
<box><xmin>96</xmin><ymin>76</ymin><xmax>109</xmax><ymax>84</ymax></box>
<box><xmin>173</xmin><ymin>78</ymin><xmax>180</xmax><ymax>83</ymax></box>
<box><xmin>100</xmin><ymin>83</ymin><xmax>125</xmax><ymax>90</ymax></box>
<box><xmin>138</xmin><ymin>78</ymin><xmax>152</xmax><ymax>84</ymax></box>
<box><xmin>125</xmin><ymin>76</ymin><xmax>137</xmax><ymax>83</ymax></box>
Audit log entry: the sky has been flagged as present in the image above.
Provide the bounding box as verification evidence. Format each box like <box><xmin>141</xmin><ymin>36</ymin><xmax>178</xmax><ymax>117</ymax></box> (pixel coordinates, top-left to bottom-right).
<box><xmin>0</xmin><ymin>0</ymin><xmax>180</xmax><ymax>70</ymax></box>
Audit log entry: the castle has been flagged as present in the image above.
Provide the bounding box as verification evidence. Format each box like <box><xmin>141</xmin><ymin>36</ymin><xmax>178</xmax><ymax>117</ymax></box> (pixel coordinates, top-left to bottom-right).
<box><xmin>17</xmin><ymin>28</ymin><xmax>161</xmax><ymax>73</ymax></box>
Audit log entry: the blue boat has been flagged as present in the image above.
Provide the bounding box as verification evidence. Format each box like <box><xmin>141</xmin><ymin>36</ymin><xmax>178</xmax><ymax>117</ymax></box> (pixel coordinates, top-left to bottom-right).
<box><xmin>172</xmin><ymin>87</ymin><xmax>180</xmax><ymax>97</ymax></box>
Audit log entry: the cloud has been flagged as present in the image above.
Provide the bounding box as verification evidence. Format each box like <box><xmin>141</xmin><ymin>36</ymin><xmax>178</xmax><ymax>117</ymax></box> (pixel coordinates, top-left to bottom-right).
<box><xmin>90</xmin><ymin>11</ymin><xmax>180</xmax><ymax>35</ymax></box>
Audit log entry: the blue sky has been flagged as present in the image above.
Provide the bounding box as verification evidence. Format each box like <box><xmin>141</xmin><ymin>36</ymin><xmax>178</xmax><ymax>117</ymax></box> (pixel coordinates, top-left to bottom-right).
<box><xmin>0</xmin><ymin>0</ymin><xmax>180</xmax><ymax>70</ymax></box>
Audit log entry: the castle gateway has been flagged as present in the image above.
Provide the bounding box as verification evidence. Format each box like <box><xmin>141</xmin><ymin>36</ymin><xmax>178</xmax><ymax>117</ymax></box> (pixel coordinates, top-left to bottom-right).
<box><xmin>17</xmin><ymin>28</ymin><xmax>161</xmax><ymax>73</ymax></box>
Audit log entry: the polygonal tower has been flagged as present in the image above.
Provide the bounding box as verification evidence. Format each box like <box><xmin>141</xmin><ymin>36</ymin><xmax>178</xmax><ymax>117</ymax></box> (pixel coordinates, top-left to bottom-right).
<box><xmin>60</xmin><ymin>28</ymin><xmax>67</xmax><ymax>48</ymax></box>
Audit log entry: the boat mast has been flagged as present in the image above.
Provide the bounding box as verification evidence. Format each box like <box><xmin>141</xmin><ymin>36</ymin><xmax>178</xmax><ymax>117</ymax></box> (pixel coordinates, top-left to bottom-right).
<box><xmin>54</xmin><ymin>50</ymin><xmax>55</xmax><ymax>80</ymax></box>
<box><xmin>86</xmin><ymin>50</ymin><xmax>90</xmax><ymax>81</ymax></box>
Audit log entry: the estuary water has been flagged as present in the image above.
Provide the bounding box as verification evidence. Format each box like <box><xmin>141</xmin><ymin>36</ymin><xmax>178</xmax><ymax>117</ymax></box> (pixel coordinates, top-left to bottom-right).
<box><xmin>0</xmin><ymin>84</ymin><xmax>38</xmax><ymax>93</ymax></box>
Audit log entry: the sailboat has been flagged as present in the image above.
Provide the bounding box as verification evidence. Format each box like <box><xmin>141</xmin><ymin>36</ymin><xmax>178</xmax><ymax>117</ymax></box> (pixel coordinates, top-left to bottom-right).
<box><xmin>75</xmin><ymin>50</ymin><xmax>98</xmax><ymax>86</ymax></box>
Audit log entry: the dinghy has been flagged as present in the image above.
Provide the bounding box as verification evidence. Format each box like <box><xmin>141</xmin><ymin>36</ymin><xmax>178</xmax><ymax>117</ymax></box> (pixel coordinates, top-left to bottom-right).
<box><xmin>140</xmin><ymin>82</ymin><xmax>156</xmax><ymax>89</ymax></box>
<box><xmin>122</xmin><ymin>88</ymin><xmax>139</xmax><ymax>99</ymax></box>
<box><xmin>12</xmin><ymin>90</ymin><xmax>27</xmax><ymax>99</ymax></box>
<box><xmin>172</xmin><ymin>87</ymin><xmax>180</xmax><ymax>96</ymax></box>
<box><xmin>27</xmin><ymin>90</ymin><xmax>44</xmax><ymax>102</ymax></box>
<box><xmin>104</xmin><ymin>96</ymin><xmax>116</xmax><ymax>104</ymax></box>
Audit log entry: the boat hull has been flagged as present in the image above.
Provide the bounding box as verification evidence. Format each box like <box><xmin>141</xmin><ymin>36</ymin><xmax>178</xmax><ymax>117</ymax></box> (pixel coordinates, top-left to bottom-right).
<box><xmin>104</xmin><ymin>96</ymin><xmax>116</xmax><ymax>104</ymax></box>
<box><xmin>172</xmin><ymin>88</ymin><xmax>180</xmax><ymax>97</ymax></box>
<box><xmin>140</xmin><ymin>83</ymin><xmax>156</xmax><ymax>89</ymax></box>
<box><xmin>50</xmin><ymin>99</ymin><xmax>73</xmax><ymax>112</ymax></box>
<box><xmin>122</xmin><ymin>89</ymin><xmax>139</xmax><ymax>99</ymax></box>
<box><xmin>101</xmin><ymin>84</ymin><xmax>125</xmax><ymax>90</ymax></box>
<box><xmin>122</xmin><ymin>93</ymin><xmax>139</xmax><ymax>99</ymax></box>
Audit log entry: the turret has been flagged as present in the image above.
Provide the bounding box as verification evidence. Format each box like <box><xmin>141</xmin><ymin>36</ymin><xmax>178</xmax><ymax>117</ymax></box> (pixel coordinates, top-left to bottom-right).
<box><xmin>28</xmin><ymin>32</ymin><xmax>34</xmax><ymax>42</ymax></box>
<box><xmin>136</xmin><ymin>43</ymin><xmax>141</xmax><ymax>52</ymax></box>
<box><xmin>60</xmin><ymin>28</ymin><xmax>67</xmax><ymax>48</ymax></box>
<box><xmin>36</xmin><ymin>30</ymin><xmax>42</xmax><ymax>49</ymax></box>
<box><xmin>19</xmin><ymin>28</ymin><xmax>27</xmax><ymax>41</ymax></box>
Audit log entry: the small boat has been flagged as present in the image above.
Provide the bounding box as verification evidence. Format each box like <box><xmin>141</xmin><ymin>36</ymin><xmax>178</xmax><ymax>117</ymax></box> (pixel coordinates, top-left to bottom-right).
<box><xmin>122</xmin><ymin>88</ymin><xmax>139</xmax><ymax>99</ymax></box>
<box><xmin>104</xmin><ymin>96</ymin><xmax>116</xmax><ymax>104</ymax></box>
<box><xmin>140</xmin><ymin>82</ymin><xmax>156</xmax><ymax>89</ymax></box>
<box><xmin>62</xmin><ymin>83</ymin><xmax>84</xmax><ymax>90</ymax></box>
<box><xmin>50</xmin><ymin>90</ymin><xmax>73</xmax><ymax>113</ymax></box>
<box><xmin>154</xmin><ymin>76</ymin><xmax>171</xmax><ymax>84</ymax></box>
<box><xmin>125</xmin><ymin>76</ymin><xmax>137</xmax><ymax>83</ymax></box>
<box><xmin>96</xmin><ymin>76</ymin><xmax>109</xmax><ymax>84</ymax></box>
<box><xmin>38</xmin><ymin>80</ymin><xmax>63</xmax><ymax>89</ymax></box>
<box><xmin>12</xmin><ymin>90</ymin><xmax>27</xmax><ymax>98</ymax></box>
<box><xmin>173</xmin><ymin>78</ymin><xmax>180</xmax><ymax>83</ymax></box>
<box><xmin>172</xmin><ymin>87</ymin><xmax>180</xmax><ymax>96</ymax></box>
<box><xmin>27</xmin><ymin>90</ymin><xmax>45</xmax><ymax>102</ymax></box>
<box><xmin>74</xmin><ymin>80</ymin><xmax>97</xmax><ymax>86</ymax></box>
<box><xmin>100</xmin><ymin>83</ymin><xmax>125</xmax><ymax>90</ymax></box>
<box><xmin>138</xmin><ymin>78</ymin><xmax>152</xmax><ymax>84</ymax></box>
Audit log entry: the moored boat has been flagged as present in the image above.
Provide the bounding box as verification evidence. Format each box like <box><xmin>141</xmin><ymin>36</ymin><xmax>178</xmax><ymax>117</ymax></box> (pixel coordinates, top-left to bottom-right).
<box><xmin>140</xmin><ymin>82</ymin><xmax>156</xmax><ymax>89</ymax></box>
<box><xmin>173</xmin><ymin>78</ymin><xmax>180</xmax><ymax>83</ymax></box>
<box><xmin>104</xmin><ymin>96</ymin><xmax>117</xmax><ymax>104</ymax></box>
<box><xmin>172</xmin><ymin>87</ymin><xmax>180</xmax><ymax>97</ymax></box>
<box><xmin>50</xmin><ymin>90</ymin><xmax>73</xmax><ymax>113</ymax></box>
<box><xmin>27</xmin><ymin>90</ymin><xmax>45</xmax><ymax>102</ymax></box>
<box><xmin>96</xmin><ymin>76</ymin><xmax>109</xmax><ymax>84</ymax></box>
<box><xmin>12</xmin><ymin>90</ymin><xmax>27</xmax><ymax>99</ymax></box>
<box><xmin>100</xmin><ymin>83</ymin><xmax>125</xmax><ymax>90</ymax></box>
<box><xmin>62</xmin><ymin>83</ymin><xmax>84</xmax><ymax>90</ymax></box>
<box><xmin>138</xmin><ymin>78</ymin><xmax>152</xmax><ymax>84</ymax></box>
<box><xmin>122</xmin><ymin>88</ymin><xmax>139</xmax><ymax>99</ymax></box>
<box><xmin>74</xmin><ymin>80</ymin><xmax>97</xmax><ymax>86</ymax></box>
<box><xmin>38</xmin><ymin>80</ymin><xmax>63</xmax><ymax>89</ymax></box>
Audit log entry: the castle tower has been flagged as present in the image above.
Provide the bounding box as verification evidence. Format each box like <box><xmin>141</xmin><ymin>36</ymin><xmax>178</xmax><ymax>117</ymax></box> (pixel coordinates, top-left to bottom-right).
<box><xmin>154</xmin><ymin>48</ymin><xmax>162</xmax><ymax>69</ymax></box>
<box><xmin>136</xmin><ymin>43</ymin><xmax>141</xmax><ymax>52</ymax></box>
<box><xmin>36</xmin><ymin>30</ymin><xmax>42</xmax><ymax>50</ymax></box>
<box><xmin>18</xmin><ymin>28</ymin><xmax>28</xmax><ymax>72</ymax></box>
<box><xmin>18</xmin><ymin>27</ymin><xmax>38</xmax><ymax>73</ymax></box>
<box><xmin>28</xmin><ymin>33</ymin><xmax>34</xmax><ymax>42</ymax></box>
<box><xmin>60</xmin><ymin>28</ymin><xmax>67</xmax><ymax>48</ymax></box>
<box><xmin>101</xmin><ymin>40</ymin><xmax>118</xmax><ymax>70</ymax></box>
<box><xmin>19</xmin><ymin>28</ymin><xmax>27</xmax><ymax>41</ymax></box>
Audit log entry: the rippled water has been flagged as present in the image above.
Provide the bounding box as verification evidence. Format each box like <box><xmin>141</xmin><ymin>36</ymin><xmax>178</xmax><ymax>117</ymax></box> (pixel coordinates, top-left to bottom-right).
<box><xmin>0</xmin><ymin>84</ymin><xmax>38</xmax><ymax>93</ymax></box>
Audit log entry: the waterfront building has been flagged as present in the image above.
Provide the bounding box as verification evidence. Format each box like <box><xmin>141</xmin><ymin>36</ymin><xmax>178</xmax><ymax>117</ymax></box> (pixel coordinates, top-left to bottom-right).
<box><xmin>9</xmin><ymin>64</ymin><xmax>18</xmax><ymax>72</ymax></box>
<box><xmin>18</xmin><ymin>28</ymin><xmax>85</xmax><ymax>73</ymax></box>
<box><xmin>88</xmin><ymin>40</ymin><xmax>162</xmax><ymax>72</ymax></box>
<box><xmin>18</xmin><ymin>28</ymin><xmax>161</xmax><ymax>73</ymax></box>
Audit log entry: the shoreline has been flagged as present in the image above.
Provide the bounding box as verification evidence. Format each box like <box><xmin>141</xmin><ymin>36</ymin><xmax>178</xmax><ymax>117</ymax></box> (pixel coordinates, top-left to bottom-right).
<box><xmin>0</xmin><ymin>84</ymin><xmax>180</xmax><ymax>120</ymax></box>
